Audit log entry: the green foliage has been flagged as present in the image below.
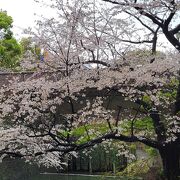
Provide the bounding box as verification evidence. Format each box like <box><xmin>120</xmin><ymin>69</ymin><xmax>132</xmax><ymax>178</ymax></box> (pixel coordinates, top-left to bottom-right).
<box><xmin>144</xmin><ymin>147</ymin><xmax>158</xmax><ymax>157</ymax></box>
<box><xmin>20</xmin><ymin>37</ymin><xmax>33</xmax><ymax>54</ymax></box>
<box><xmin>118</xmin><ymin>159</ymin><xmax>157</xmax><ymax>177</ymax></box>
<box><xmin>0</xmin><ymin>11</ymin><xmax>13</xmax><ymax>40</ymax></box>
<box><xmin>0</xmin><ymin>11</ymin><xmax>13</xmax><ymax>30</ymax></box>
<box><xmin>158</xmin><ymin>77</ymin><xmax>179</xmax><ymax>102</ymax></box>
<box><xmin>169</xmin><ymin>77</ymin><xmax>179</xmax><ymax>87</ymax></box>
<box><xmin>142</xmin><ymin>95</ymin><xmax>152</xmax><ymax>106</ymax></box>
<box><xmin>117</xmin><ymin>157</ymin><xmax>162</xmax><ymax>179</ymax></box>
<box><xmin>0</xmin><ymin>38</ymin><xmax>21</xmax><ymax>68</ymax></box>
<box><xmin>122</xmin><ymin>117</ymin><xmax>154</xmax><ymax>135</ymax></box>
<box><xmin>64</xmin><ymin>116</ymin><xmax>154</xmax><ymax>144</ymax></box>
<box><xmin>65</xmin><ymin>123</ymin><xmax>109</xmax><ymax>144</ymax></box>
<box><xmin>0</xmin><ymin>10</ymin><xmax>22</xmax><ymax>69</ymax></box>
<box><xmin>117</xmin><ymin>159</ymin><xmax>150</xmax><ymax>177</ymax></box>
<box><xmin>158</xmin><ymin>91</ymin><xmax>176</xmax><ymax>102</ymax></box>
<box><xmin>20</xmin><ymin>37</ymin><xmax>41</xmax><ymax>61</ymax></box>
<box><xmin>134</xmin><ymin>117</ymin><xmax>153</xmax><ymax>130</ymax></box>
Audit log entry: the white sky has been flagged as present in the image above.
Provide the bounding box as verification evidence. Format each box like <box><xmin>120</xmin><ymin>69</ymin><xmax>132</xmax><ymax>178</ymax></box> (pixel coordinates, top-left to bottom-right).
<box><xmin>0</xmin><ymin>0</ymin><xmax>175</xmax><ymax>51</ymax></box>
<box><xmin>0</xmin><ymin>0</ymin><xmax>47</xmax><ymax>38</ymax></box>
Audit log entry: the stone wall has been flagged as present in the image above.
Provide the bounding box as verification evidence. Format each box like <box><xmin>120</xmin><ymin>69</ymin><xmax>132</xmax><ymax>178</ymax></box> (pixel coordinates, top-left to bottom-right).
<box><xmin>0</xmin><ymin>72</ymin><xmax>33</xmax><ymax>87</ymax></box>
<box><xmin>0</xmin><ymin>71</ymin><xmax>62</xmax><ymax>87</ymax></box>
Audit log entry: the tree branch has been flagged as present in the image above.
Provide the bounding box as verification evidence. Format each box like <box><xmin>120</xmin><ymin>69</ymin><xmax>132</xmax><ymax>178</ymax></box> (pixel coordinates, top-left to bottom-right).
<box><xmin>69</xmin><ymin>60</ymin><xmax>111</xmax><ymax>67</ymax></box>
<box><xmin>174</xmin><ymin>73</ymin><xmax>180</xmax><ymax>114</ymax></box>
<box><xmin>170</xmin><ymin>24</ymin><xmax>180</xmax><ymax>35</ymax></box>
<box><xmin>102</xmin><ymin>0</ymin><xmax>163</xmax><ymax>27</ymax></box>
<box><xmin>150</xmin><ymin>109</ymin><xmax>166</xmax><ymax>142</ymax></box>
<box><xmin>124</xmin><ymin>10</ymin><xmax>154</xmax><ymax>33</ymax></box>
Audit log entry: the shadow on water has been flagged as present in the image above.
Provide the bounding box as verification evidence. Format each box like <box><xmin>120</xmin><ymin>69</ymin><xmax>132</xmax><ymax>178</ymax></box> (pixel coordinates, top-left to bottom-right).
<box><xmin>29</xmin><ymin>174</ymin><xmax>141</xmax><ymax>180</ymax></box>
<box><xmin>0</xmin><ymin>158</ymin><xmax>39</xmax><ymax>180</ymax></box>
<box><xmin>0</xmin><ymin>158</ymin><xmax>141</xmax><ymax>180</ymax></box>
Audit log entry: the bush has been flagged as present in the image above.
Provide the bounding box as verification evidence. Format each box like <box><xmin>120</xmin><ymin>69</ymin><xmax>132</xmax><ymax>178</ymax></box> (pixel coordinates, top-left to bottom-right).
<box><xmin>117</xmin><ymin>158</ymin><xmax>162</xmax><ymax>180</ymax></box>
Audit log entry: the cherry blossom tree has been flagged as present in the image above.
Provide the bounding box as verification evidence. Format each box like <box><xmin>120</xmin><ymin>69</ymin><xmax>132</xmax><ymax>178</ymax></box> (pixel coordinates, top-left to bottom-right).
<box><xmin>99</xmin><ymin>1</ymin><xmax>180</xmax><ymax>179</ymax></box>
<box><xmin>25</xmin><ymin>0</ymin><xmax>163</xmax><ymax>70</ymax></box>
<box><xmin>0</xmin><ymin>53</ymin><xmax>179</xmax><ymax>178</ymax></box>
<box><xmin>102</xmin><ymin>0</ymin><xmax>180</xmax><ymax>52</ymax></box>
<box><xmin>0</xmin><ymin>0</ymin><xmax>180</xmax><ymax>180</ymax></box>
<box><xmin>26</xmin><ymin>0</ymin><xmax>123</xmax><ymax>70</ymax></box>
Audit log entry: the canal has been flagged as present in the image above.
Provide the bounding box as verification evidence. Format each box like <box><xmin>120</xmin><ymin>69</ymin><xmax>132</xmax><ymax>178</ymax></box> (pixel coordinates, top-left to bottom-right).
<box><xmin>29</xmin><ymin>173</ymin><xmax>141</xmax><ymax>180</ymax></box>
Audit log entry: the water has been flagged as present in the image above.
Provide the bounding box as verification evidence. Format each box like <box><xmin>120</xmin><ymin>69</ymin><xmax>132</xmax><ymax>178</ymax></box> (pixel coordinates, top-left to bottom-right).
<box><xmin>29</xmin><ymin>173</ymin><xmax>141</xmax><ymax>180</ymax></box>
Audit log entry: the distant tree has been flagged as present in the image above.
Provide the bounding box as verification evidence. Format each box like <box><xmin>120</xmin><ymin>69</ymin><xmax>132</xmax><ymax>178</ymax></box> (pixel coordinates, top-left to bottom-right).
<box><xmin>20</xmin><ymin>37</ymin><xmax>48</xmax><ymax>70</ymax></box>
<box><xmin>20</xmin><ymin>37</ymin><xmax>41</xmax><ymax>60</ymax></box>
<box><xmin>20</xmin><ymin>37</ymin><xmax>33</xmax><ymax>55</ymax></box>
<box><xmin>0</xmin><ymin>11</ymin><xmax>21</xmax><ymax>69</ymax></box>
<box><xmin>0</xmin><ymin>10</ymin><xmax>13</xmax><ymax>39</ymax></box>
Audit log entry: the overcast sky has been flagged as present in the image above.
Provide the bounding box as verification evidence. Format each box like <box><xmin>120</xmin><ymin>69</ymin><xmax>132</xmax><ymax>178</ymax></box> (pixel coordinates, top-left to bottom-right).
<box><xmin>0</xmin><ymin>0</ymin><xmax>174</xmax><ymax>51</ymax></box>
<box><xmin>0</xmin><ymin>0</ymin><xmax>47</xmax><ymax>38</ymax></box>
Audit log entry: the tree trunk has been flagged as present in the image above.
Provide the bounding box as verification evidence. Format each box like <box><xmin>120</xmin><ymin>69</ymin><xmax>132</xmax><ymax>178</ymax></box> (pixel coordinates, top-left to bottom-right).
<box><xmin>159</xmin><ymin>144</ymin><xmax>180</xmax><ymax>180</ymax></box>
